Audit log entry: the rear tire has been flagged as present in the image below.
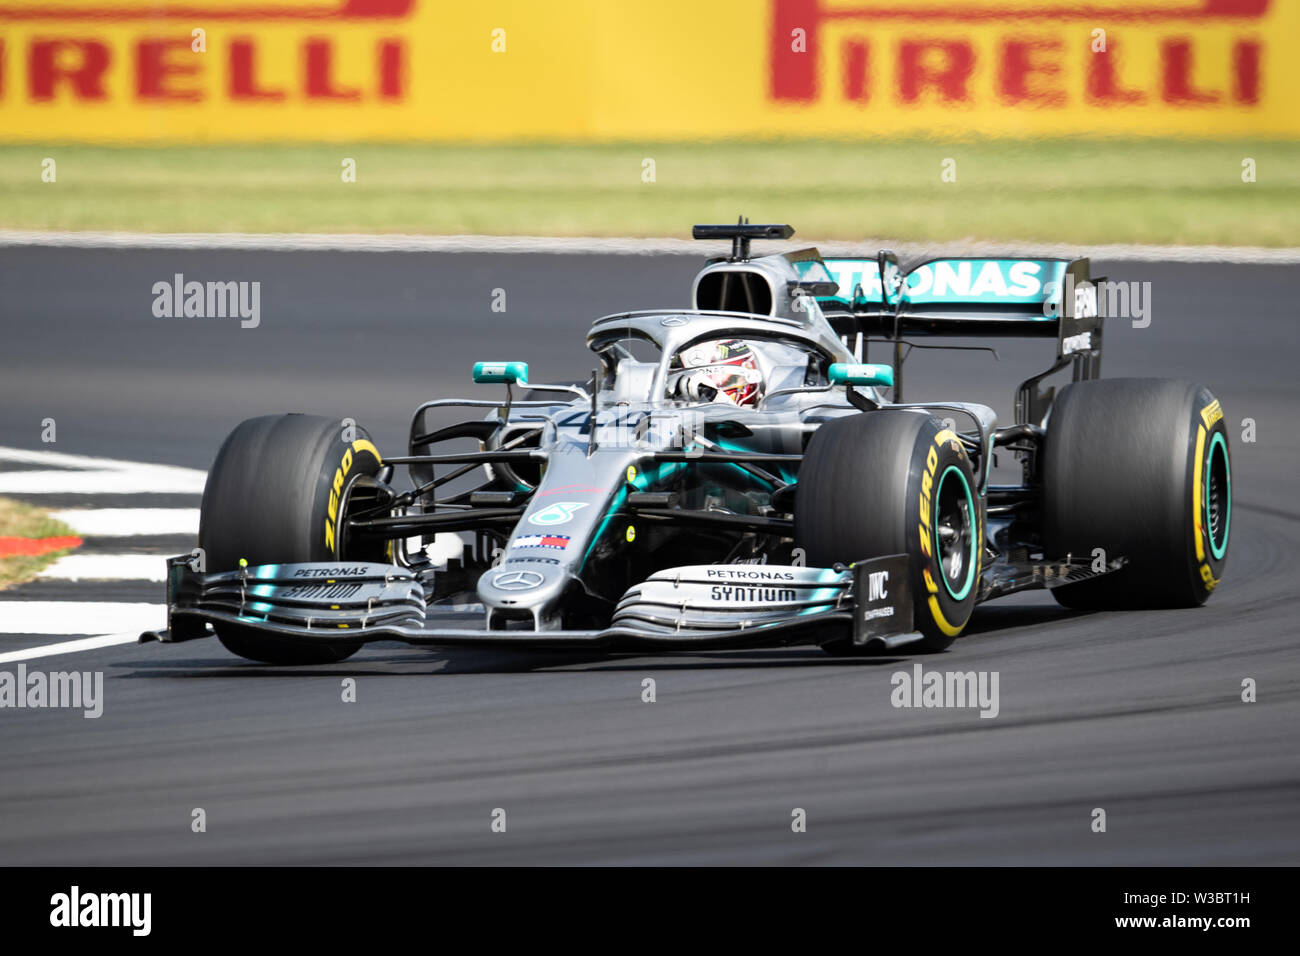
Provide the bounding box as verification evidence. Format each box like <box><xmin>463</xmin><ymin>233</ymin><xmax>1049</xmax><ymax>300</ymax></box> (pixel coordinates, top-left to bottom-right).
<box><xmin>1043</xmin><ymin>378</ymin><xmax>1230</xmax><ymax>609</ymax></box>
<box><xmin>795</xmin><ymin>411</ymin><xmax>982</xmax><ymax>654</ymax></box>
<box><xmin>198</xmin><ymin>414</ymin><xmax>386</xmax><ymax>664</ymax></box>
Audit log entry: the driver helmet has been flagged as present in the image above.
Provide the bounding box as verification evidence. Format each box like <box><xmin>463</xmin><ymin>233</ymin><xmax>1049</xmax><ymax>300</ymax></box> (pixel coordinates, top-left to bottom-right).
<box><xmin>668</xmin><ymin>338</ymin><xmax>763</xmax><ymax>407</ymax></box>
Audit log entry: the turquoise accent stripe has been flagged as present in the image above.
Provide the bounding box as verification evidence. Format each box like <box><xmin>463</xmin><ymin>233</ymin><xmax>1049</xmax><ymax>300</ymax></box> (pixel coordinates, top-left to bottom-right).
<box><xmin>934</xmin><ymin>465</ymin><xmax>978</xmax><ymax>602</ymax></box>
<box><xmin>817</xmin><ymin>257</ymin><xmax>1068</xmax><ymax>311</ymax></box>
<box><xmin>579</xmin><ymin>460</ymin><xmax>684</xmax><ymax>571</ymax></box>
<box><xmin>800</xmin><ymin>567</ymin><xmax>847</xmax><ymax>616</ymax></box>
<box><xmin>473</xmin><ymin>361</ymin><xmax>529</xmax><ymax>384</ymax></box>
<box><xmin>829</xmin><ymin>362</ymin><xmax>893</xmax><ymax>387</ymax></box>
<box><xmin>1206</xmin><ymin>431</ymin><xmax>1231</xmax><ymax>561</ymax></box>
<box><xmin>713</xmin><ymin>439</ymin><xmax>785</xmax><ymax>489</ymax></box>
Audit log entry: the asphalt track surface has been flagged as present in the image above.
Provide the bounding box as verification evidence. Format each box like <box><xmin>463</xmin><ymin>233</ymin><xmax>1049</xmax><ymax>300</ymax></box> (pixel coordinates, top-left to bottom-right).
<box><xmin>0</xmin><ymin>247</ymin><xmax>1297</xmax><ymax>865</ymax></box>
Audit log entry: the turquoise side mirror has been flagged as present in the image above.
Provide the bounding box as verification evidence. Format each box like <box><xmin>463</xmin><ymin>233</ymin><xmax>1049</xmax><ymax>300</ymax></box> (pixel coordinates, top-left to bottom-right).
<box><xmin>828</xmin><ymin>362</ymin><xmax>894</xmax><ymax>388</ymax></box>
<box><xmin>472</xmin><ymin>361</ymin><xmax>529</xmax><ymax>385</ymax></box>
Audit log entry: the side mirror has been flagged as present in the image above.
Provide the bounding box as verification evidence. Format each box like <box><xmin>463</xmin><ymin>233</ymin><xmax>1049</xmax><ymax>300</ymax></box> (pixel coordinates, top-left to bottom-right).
<box><xmin>828</xmin><ymin>362</ymin><xmax>894</xmax><ymax>388</ymax></box>
<box><xmin>472</xmin><ymin>361</ymin><xmax>529</xmax><ymax>385</ymax></box>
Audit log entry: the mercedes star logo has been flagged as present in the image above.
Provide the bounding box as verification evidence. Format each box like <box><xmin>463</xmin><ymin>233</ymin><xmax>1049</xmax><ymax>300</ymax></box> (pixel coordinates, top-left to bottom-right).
<box><xmin>491</xmin><ymin>570</ymin><xmax>545</xmax><ymax>591</ymax></box>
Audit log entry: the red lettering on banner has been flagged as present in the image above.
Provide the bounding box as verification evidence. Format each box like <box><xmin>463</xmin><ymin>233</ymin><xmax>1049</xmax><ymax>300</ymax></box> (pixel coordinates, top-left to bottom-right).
<box><xmin>1087</xmin><ymin>42</ymin><xmax>1146</xmax><ymax>104</ymax></box>
<box><xmin>771</xmin><ymin>0</ymin><xmax>817</xmax><ymax>101</ymax></box>
<box><xmin>1162</xmin><ymin>37</ymin><xmax>1220</xmax><ymax>102</ymax></box>
<box><xmin>3</xmin><ymin>1</ymin><xmax>413</xmax><ymax>106</ymax></box>
<box><xmin>769</xmin><ymin>0</ymin><xmax>1272</xmax><ymax>112</ymax></box>
<box><xmin>999</xmin><ymin>39</ymin><xmax>1065</xmax><ymax>106</ymax></box>
<box><xmin>842</xmin><ymin>39</ymin><xmax>868</xmax><ymax>101</ymax></box>
<box><xmin>899</xmin><ymin>40</ymin><xmax>974</xmax><ymax>103</ymax></box>
<box><xmin>229</xmin><ymin>37</ymin><xmax>286</xmax><ymax>100</ymax></box>
<box><xmin>304</xmin><ymin>37</ymin><xmax>361</xmax><ymax>100</ymax></box>
<box><xmin>1233</xmin><ymin>39</ymin><xmax>1260</xmax><ymax>102</ymax></box>
<box><xmin>0</xmin><ymin>1</ymin><xmax>415</xmax><ymax>20</ymax></box>
<box><xmin>29</xmin><ymin>39</ymin><xmax>110</xmax><ymax>100</ymax></box>
<box><xmin>137</xmin><ymin>39</ymin><xmax>201</xmax><ymax>100</ymax></box>
<box><xmin>378</xmin><ymin>38</ymin><xmax>404</xmax><ymax>99</ymax></box>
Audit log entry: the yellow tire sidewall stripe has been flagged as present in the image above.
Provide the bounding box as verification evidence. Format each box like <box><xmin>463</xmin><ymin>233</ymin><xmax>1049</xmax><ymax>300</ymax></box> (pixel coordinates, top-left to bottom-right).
<box><xmin>1193</xmin><ymin>424</ymin><xmax>1206</xmax><ymax>563</ymax></box>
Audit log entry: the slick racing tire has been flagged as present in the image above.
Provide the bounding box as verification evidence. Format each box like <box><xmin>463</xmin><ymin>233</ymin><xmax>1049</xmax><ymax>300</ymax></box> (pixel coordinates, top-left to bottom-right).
<box><xmin>198</xmin><ymin>414</ymin><xmax>387</xmax><ymax>664</ymax></box>
<box><xmin>1043</xmin><ymin>378</ymin><xmax>1231</xmax><ymax>609</ymax></box>
<box><xmin>796</xmin><ymin>411</ymin><xmax>982</xmax><ymax>654</ymax></box>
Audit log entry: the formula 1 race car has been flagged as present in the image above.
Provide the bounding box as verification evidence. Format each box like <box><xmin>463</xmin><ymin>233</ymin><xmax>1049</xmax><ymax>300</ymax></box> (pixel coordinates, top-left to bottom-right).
<box><xmin>143</xmin><ymin>222</ymin><xmax>1232</xmax><ymax>663</ymax></box>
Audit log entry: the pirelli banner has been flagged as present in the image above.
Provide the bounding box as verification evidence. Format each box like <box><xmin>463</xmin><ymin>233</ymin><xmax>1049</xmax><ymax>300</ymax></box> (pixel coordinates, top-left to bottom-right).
<box><xmin>1</xmin><ymin>0</ymin><xmax>1297</xmax><ymax>142</ymax></box>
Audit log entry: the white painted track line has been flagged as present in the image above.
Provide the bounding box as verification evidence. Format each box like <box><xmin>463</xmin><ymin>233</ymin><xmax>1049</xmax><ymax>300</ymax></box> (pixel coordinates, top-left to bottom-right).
<box><xmin>48</xmin><ymin>508</ymin><xmax>199</xmax><ymax>537</ymax></box>
<box><xmin>0</xmin><ymin>602</ymin><xmax>165</xmax><ymax>636</ymax></box>
<box><xmin>0</xmin><ymin>230</ymin><xmax>1298</xmax><ymax>264</ymax></box>
<box><xmin>0</xmin><ymin>444</ymin><xmax>206</xmax><ymax>474</ymax></box>
<box><xmin>0</xmin><ymin>632</ymin><xmax>144</xmax><ymax>665</ymax></box>
<box><xmin>38</xmin><ymin>555</ymin><xmax>167</xmax><ymax>582</ymax></box>
<box><xmin>0</xmin><ymin>470</ymin><xmax>205</xmax><ymax>495</ymax></box>
<box><xmin>0</xmin><ymin>446</ymin><xmax>207</xmax><ymax>495</ymax></box>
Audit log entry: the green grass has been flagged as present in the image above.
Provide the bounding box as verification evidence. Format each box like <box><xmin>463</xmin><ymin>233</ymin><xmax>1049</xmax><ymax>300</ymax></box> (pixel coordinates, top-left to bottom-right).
<box><xmin>1</xmin><ymin>139</ymin><xmax>1297</xmax><ymax>246</ymax></box>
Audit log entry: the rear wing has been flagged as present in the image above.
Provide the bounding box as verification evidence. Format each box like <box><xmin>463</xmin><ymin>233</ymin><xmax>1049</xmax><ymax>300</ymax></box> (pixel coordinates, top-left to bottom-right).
<box><xmin>685</xmin><ymin>223</ymin><xmax>1103</xmax><ymax>421</ymax></box>
<box><xmin>797</xmin><ymin>253</ymin><xmax>1104</xmax><ymax>418</ymax></box>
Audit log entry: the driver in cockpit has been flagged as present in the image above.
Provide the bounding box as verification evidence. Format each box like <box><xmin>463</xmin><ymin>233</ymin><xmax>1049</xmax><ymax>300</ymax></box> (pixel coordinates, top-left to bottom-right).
<box><xmin>666</xmin><ymin>339</ymin><xmax>764</xmax><ymax>407</ymax></box>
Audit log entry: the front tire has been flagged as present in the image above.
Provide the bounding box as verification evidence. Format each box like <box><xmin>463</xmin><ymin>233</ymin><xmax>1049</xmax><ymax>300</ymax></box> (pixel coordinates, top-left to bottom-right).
<box><xmin>795</xmin><ymin>411</ymin><xmax>982</xmax><ymax>654</ymax></box>
<box><xmin>1042</xmin><ymin>378</ymin><xmax>1231</xmax><ymax>609</ymax></box>
<box><xmin>198</xmin><ymin>414</ymin><xmax>386</xmax><ymax>664</ymax></box>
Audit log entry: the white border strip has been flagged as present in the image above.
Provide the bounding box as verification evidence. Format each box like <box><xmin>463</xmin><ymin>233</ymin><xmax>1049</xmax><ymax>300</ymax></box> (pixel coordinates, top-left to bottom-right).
<box><xmin>48</xmin><ymin>508</ymin><xmax>200</xmax><ymax>537</ymax></box>
<box><xmin>0</xmin><ymin>602</ymin><xmax>164</xmax><ymax>636</ymax></box>
<box><xmin>0</xmin><ymin>446</ymin><xmax>207</xmax><ymax>495</ymax></box>
<box><xmin>0</xmin><ymin>632</ymin><xmax>141</xmax><ymax>664</ymax></box>
<box><xmin>1</xmin><ymin>229</ymin><xmax>1298</xmax><ymax>264</ymax></box>
<box><xmin>38</xmin><ymin>555</ymin><xmax>167</xmax><ymax>583</ymax></box>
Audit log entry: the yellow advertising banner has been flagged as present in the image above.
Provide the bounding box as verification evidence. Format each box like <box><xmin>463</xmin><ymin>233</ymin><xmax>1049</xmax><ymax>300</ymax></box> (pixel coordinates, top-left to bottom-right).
<box><xmin>0</xmin><ymin>0</ymin><xmax>1296</xmax><ymax>141</ymax></box>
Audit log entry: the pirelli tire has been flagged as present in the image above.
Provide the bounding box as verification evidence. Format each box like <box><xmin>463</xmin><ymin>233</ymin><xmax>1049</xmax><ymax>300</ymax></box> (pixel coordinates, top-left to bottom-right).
<box><xmin>1043</xmin><ymin>378</ymin><xmax>1231</xmax><ymax>609</ymax></box>
<box><xmin>796</xmin><ymin>411</ymin><xmax>983</xmax><ymax>654</ymax></box>
<box><xmin>198</xmin><ymin>413</ymin><xmax>387</xmax><ymax>665</ymax></box>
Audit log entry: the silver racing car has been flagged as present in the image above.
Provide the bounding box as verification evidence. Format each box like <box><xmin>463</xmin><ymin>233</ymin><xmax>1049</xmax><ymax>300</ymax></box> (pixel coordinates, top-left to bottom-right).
<box><xmin>143</xmin><ymin>221</ymin><xmax>1232</xmax><ymax>663</ymax></box>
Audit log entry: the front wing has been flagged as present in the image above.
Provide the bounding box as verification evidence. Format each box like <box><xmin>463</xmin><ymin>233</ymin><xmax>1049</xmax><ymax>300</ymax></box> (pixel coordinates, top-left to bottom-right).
<box><xmin>140</xmin><ymin>554</ymin><xmax>925</xmax><ymax>652</ymax></box>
